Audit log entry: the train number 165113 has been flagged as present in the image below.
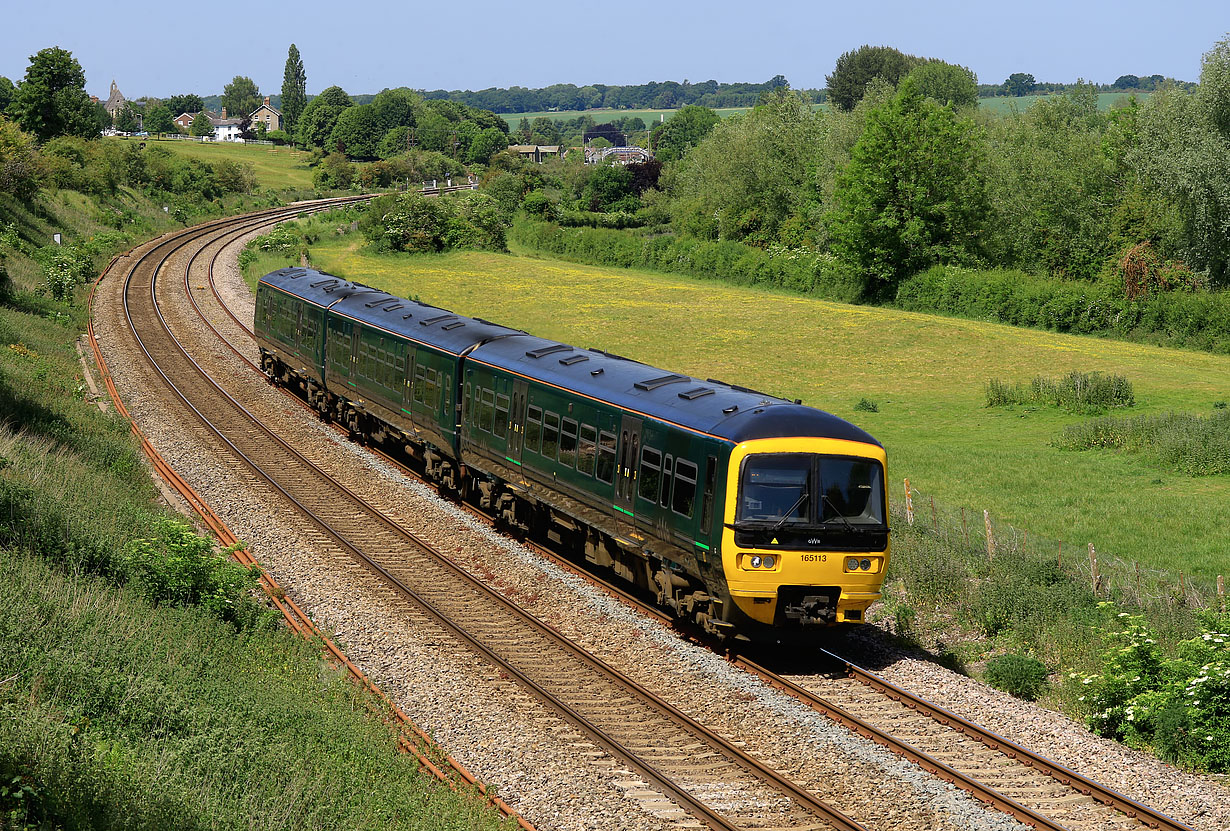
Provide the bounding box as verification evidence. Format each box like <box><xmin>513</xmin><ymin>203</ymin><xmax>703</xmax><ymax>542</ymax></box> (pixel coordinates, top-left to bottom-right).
<box><xmin>801</xmin><ymin>553</ymin><xmax>827</xmax><ymax>562</ymax></box>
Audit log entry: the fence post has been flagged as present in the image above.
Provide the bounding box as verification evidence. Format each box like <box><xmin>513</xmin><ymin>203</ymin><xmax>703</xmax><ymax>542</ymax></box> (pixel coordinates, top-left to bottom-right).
<box><xmin>1089</xmin><ymin>543</ymin><xmax>1100</xmax><ymax>595</ymax></box>
<box><xmin>1135</xmin><ymin>561</ymin><xmax>1142</xmax><ymax>599</ymax></box>
<box><xmin>961</xmin><ymin>507</ymin><xmax>968</xmax><ymax>547</ymax></box>
<box><xmin>1179</xmin><ymin>571</ymin><xmax>1187</xmax><ymax>605</ymax></box>
<box><xmin>904</xmin><ymin>478</ymin><xmax>914</xmax><ymax>526</ymax></box>
<box><xmin>984</xmin><ymin>510</ymin><xmax>995</xmax><ymax>559</ymax></box>
<box><xmin>930</xmin><ymin>497</ymin><xmax>937</xmax><ymax>534</ymax></box>
<box><xmin>1220</xmin><ymin>575</ymin><xmax>1226</xmax><ymax>614</ymax></box>
<box><xmin>1058</xmin><ymin>539</ymin><xmax>1062</xmax><ymax>568</ymax></box>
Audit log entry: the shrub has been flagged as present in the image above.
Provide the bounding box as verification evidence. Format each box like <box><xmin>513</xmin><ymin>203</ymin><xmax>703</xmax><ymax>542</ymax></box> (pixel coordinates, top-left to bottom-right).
<box><xmin>1057</xmin><ymin>409</ymin><xmax>1230</xmax><ymax>475</ymax></box>
<box><xmin>853</xmin><ymin>398</ymin><xmax>879</xmax><ymax>412</ymax></box>
<box><xmin>120</xmin><ymin>518</ymin><xmax>260</xmax><ymax>627</ymax></box>
<box><xmin>985</xmin><ymin>371</ymin><xmax>1134</xmax><ymax>413</ymax></box>
<box><xmin>984</xmin><ymin>654</ymin><xmax>1049</xmax><ymax>700</ymax></box>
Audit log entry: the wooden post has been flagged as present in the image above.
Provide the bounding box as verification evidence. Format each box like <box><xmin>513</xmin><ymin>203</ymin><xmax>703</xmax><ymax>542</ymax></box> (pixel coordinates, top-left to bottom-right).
<box><xmin>1135</xmin><ymin>561</ymin><xmax>1141</xmax><ymax>598</ymax></box>
<box><xmin>1219</xmin><ymin>575</ymin><xmax>1225</xmax><ymax>614</ymax></box>
<box><xmin>961</xmin><ymin>507</ymin><xmax>968</xmax><ymax>547</ymax></box>
<box><xmin>1089</xmin><ymin>543</ymin><xmax>1100</xmax><ymax>595</ymax></box>
<box><xmin>984</xmin><ymin>510</ymin><xmax>995</xmax><ymax>559</ymax></box>
<box><xmin>1058</xmin><ymin>539</ymin><xmax>1062</xmax><ymax>568</ymax></box>
<box><xmin>1179</xmin><ymin>571</ymin><xmax>1186</xmax><ymax>604</ymax></box>
<box><xmin>1022</xmin><ymin>529</ymin><xmax>1028</xmax><ymax>553</ymax></box>
<box><xmin>904</xmin><ymin>478</ymin><xmax>914</xmax><ymax>526</ymax></box>
<box><xmin>931</xmin><ymin>496</ymin><xmax>937</xmax><ymax>534</ymax></box>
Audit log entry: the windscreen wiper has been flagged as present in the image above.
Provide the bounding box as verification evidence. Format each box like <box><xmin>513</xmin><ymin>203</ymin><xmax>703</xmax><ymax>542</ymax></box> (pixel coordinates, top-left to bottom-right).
<box><xmin>770</xmin><ymin>492</ymin><xmax>809</xmax><ymax>533</ymax></box>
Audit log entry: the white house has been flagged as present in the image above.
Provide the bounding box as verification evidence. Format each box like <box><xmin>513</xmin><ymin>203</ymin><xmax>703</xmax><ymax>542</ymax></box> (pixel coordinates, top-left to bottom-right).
<box><xmin>210</xmin><ymin>108</ymin><xmax>245</xmax><ymax>141</ymax></box>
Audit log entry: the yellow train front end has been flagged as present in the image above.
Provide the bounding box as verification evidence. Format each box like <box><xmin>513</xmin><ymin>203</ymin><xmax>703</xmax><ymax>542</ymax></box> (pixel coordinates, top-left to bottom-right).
<box><xmin>721</xmin><ymin>437</ymin><xmax>889</xmax><ymax>629</ymax></box>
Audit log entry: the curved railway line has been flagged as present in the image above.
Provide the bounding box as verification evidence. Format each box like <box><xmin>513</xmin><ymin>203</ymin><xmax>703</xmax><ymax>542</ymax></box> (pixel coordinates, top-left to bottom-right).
<box><xmin>94</xmin><ymin>203</ymin><xmax>1203</xmax><ymax>831</ymax></box>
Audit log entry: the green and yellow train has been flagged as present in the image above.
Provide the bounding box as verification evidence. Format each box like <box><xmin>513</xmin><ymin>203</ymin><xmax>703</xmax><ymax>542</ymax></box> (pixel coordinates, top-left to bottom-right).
<box><xmin>255</xmin><ymin>266</ymin><xmax>889</xmax><ymax>639</ymax></box>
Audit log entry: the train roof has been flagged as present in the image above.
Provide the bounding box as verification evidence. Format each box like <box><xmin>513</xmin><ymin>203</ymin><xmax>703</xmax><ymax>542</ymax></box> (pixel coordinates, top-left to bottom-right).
<box><xmin>260</xmin><ymin>267</ymin><xmax>525</xmax><ymax>355</ymax></box>
<box><xmin>468</xmin><ymin>333</ymin><xmax>880</xmax><ymax>447</ymax></box>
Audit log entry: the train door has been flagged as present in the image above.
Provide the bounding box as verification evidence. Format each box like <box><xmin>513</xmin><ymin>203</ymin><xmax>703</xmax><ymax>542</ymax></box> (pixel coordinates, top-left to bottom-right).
<box><xmin>507</xmin><ymin>380</ymin><xmax>528</xmax><ymax>482</ymax></box>
<box><xmin>615</xmin><ymin>415</ymin><xmax>641</xmax><ymax>539</ymax></box>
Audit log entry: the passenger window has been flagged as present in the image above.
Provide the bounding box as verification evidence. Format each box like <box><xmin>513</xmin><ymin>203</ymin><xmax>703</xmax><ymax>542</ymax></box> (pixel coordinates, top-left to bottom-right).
<box><xmin>639</xmin><ymin>447</ymin><xmax>662</xmax><ymax>503</ymax></box>
<box><xmin>597</xmin><ymin>431</ymin><xmax>616</xmax><ymax>483</ymax></box>
<box><xmin>661</xmin><ymin>455</ymin><xmax>673</xmax><ymax>508</ymax></box>
<box><xmin>494</xmin><ymin>394</ymin><xmax>510</xmax><ymax>439</ymax></box>
<box><xmin>559</xmin><ymin>418</ymin><xmax>578</xmax><ymax>468</ymax></box>
<box><xmin>413</xmin><ymin>365</ymin><xmax>426</xmax><ymax>403</ymax></box>
<box><xmin>578</xmin><ymin>424</ymin><xmax>597</xmax><ymax>477</ymax></box>
<box><xmin>525</xmin><ymin>406</ymin><xmax>542</xmax><ymax>453</ymax></box>
<box><xmin>673</xmin><ymin>460</ymin><xmax>698</xmax><ymax>519</ymax></box>
<box><xmin>464</xmin><ymin>383</ymin><xmax>471</xmax><ymax>423</ymax></box>
<box><xmin>542</xmin><ymin>411</ymin><xmax>560</xmax><ymax>460</ymax></box>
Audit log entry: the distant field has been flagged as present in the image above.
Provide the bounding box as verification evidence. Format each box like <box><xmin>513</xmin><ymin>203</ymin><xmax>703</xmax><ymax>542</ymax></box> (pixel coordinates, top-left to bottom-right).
<box><xmin>299</xmin><ymin>237</ymin><xmax>1230</xmax><ymax>583</ymax></box>
<box><xmin>500</xmin><ymin>92</ymin><xmax>1145</xmax><ymax>128</ymax></box>
<box><xmin>109</xmin><ymin>137</ymin><xmax>315</xmax><ymax>191</ymax></box>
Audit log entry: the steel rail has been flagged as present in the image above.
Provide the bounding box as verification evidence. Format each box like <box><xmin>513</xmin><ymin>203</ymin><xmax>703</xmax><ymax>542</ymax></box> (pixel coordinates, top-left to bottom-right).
<box><xmin>90</xmin><ymin>202</ymin><xmax>537</xmax><ymax>829</ymax></box>
<box><xmin>816</xmin><ymin>648</ymin><xmax>1196</xmax><ymax>831</ymax></box>
<box><xmin>124</xmin><ymin>213</ymin><xmax>868</xmax><ymax>831</ymax></box>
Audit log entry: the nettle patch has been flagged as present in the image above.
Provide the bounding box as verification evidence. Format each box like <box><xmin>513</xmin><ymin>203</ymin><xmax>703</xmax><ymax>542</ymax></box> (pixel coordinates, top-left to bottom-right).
<box><xmin>1075</xmin><ymin>604</ymin><xmax>1230</xmax><ymax>772</ymax></box>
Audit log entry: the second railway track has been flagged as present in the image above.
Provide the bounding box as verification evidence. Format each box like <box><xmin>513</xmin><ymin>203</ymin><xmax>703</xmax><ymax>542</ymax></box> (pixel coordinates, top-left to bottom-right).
<box><xmin>93</xmin><ymin>203</ymin><xmax>1217</xmax><ymax>831</ymax></box>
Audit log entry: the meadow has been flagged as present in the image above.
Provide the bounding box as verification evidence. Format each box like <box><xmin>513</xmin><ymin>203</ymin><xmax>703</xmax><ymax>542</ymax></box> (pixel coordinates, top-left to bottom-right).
<box><xmin>294</xmin><ymin>236</ymin><xmax>1230</xmax><ymax>585</ymax></box>
<box><xmin>108</xmin><ymin>136</ymin><xmax>316</xmax><ymax>192</ymax></box>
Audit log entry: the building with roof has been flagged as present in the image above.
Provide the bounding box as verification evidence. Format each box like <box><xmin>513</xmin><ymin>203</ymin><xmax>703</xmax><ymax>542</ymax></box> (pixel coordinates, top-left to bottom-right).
<box><xmin>250</xmin><ymin>97</ymin><xmax>282</xmax><ymax>132</ymax></box>
<box><xmin>102</xmin><ymin>81</ymin><xmax>126</xmax><ymax>121</ymax></box>
<box><xmin>510</xmin><ymin>145</ymin><xmax>565</xmax><ymax>163</ymax></box>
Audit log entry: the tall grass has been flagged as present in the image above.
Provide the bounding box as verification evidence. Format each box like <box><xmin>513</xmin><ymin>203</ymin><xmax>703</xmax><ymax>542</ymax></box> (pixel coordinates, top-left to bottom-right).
<box><xmin>0</xmin><ymin>550</ymin><xmax>511</xmax><ymax>830</ymax></box>
<box><xmin>985</xmin><ymin>371</ymin><xmax>1135</xmax><ymax>413</ymax></box>
<box><xmin>1058</xmin><ymin>409</ymin><xmax>1230</xmax><ymax>475</ymax></box>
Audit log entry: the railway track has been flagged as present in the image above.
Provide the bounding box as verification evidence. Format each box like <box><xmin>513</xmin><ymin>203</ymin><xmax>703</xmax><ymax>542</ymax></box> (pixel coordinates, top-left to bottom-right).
<box><xmin>103</xmin><ymin>203</ymin><xmax>1203</xmax><ymax>831</ymax></box>
<box><xmin>113</xmin><ymin>205</ymin><xmax>872</xmax><ymax>831</ymax></box>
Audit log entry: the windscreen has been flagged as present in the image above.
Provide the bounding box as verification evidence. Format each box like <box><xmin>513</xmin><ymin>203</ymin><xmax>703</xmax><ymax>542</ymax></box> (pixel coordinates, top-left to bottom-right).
<box><xmin>737</xmin><ymin>453</ymin><xmax>885</xmax><ymax>527</ymax></box>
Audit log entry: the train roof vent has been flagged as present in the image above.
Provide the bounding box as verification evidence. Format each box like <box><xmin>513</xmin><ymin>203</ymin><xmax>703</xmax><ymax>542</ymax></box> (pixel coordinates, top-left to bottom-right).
<box><xmin>526</xmin><ymin>344</ymin><xmax>572</xmax><ymax>359</ymax></box>
<box><xmin>283</xmin><ymin>268</ymin><xmax>307</xmax><ymax>278</ymax></box>
<box><xmin>723</xmin><ymin>404</ymin><xmax>739</xmax><ymax>414</ymax></box>
<box><xmin>382</xmin><ymin>303</ymin><xmax>404</xmax><ymax>312</ymax></box>
<box><xmin>678</xmin><ymin>386</ymin><xmax>715</xmax><ymax>401</ymax></box>
<box><xmin>310</xmin><ymin>278</ymin><xmax>337</xmax><ymax>288</ymax></box>
<box><xmin>590</xmin><ymin>367</ymin><xmax>605</xmax><ymax>376</ymax></box>
<box><xmin>559</xmin><ymin>354</ymin><xmax>589</xmax><ymax>366</ymax></box>
<box><xmin>635</xmin><ymin>374</ymin><xmax>690</xmax><ymax>392</ymax></box>
<box><xmin>421</xmin><ymin>313</ymin><xmax>457</xmax><ymax>326</ymax></box>
<box><xmin>442</xmin><ymin>321</ymin><xmax>465</xmax><ymax>330</ymax></box>
<box><xmin>364</xmin><ymin>297</ymin><xmax>395</xmax><ymax>308</ymax></box>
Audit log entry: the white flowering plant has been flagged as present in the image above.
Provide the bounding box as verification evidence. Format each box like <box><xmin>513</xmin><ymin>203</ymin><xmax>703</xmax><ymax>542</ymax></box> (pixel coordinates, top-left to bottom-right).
<box><xmin>1079</xmin><ymin>603</ymin><xmax>1230</xmax><ymax>771</ymax></box>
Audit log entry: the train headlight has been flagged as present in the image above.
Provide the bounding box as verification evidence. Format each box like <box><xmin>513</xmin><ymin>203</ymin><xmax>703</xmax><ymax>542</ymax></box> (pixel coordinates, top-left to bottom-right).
<box><xmin>750</xmin><ymin>555</ymin><xmax>762</xmax><ymax>569</ymax></box>
<box><xmin>860</xmin><ymin>558</ymin><xmax>872</xmax><ymax>571</ymax></box>
<box><xmin>763</xmin><ymin>555</ymin><xmax>775</xmax><ymax>569</ymax></box>
<box><xmin>846</xmin><ymin>557</ymin><xmax>860</xmax><ymax>571</ymax></box>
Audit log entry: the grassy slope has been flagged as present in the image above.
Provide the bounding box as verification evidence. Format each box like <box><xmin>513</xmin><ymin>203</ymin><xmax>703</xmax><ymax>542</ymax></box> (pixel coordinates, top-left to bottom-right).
<box><xmin>302</xmin><ymin>238</ymin><xmax>1230</xmax><ymax>583</ymax></box>
<box><xmin>107</xmin><ymin>136</ymin><xmax>316</xmax><ymax>191</ymax></box>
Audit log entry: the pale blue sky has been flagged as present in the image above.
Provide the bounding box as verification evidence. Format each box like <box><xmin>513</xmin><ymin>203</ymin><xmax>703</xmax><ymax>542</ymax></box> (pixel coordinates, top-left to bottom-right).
<box><xmin>2</xmin><ymin>0</ymin><xmax>1227</xmax><ymax>99</ymax></box>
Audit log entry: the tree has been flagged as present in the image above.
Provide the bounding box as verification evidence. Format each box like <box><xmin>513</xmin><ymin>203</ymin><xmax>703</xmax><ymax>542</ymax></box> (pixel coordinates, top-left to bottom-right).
<box><xmin>163</xmin><ymin>93</ymin><xmax>204</xmax><ymax>116</ymax></box>
<box><xmin>1003</xmin><ymin>73</ymin><xmax>1037</xmax><ymax>97</ymax></box>
<box><xmin>10</xmin><ymin>47</ymin><xmax>101</xmax><ymax>142</ymax></box>
<box><xmin>1113</xmin><ymin>74</ymin><xmax>1141</xmax><ymax>89</ymax></box>
<box><xmin>370</xmin><ymin>87</ymin><xmax>420</xmax><ymax>134</ymax></box>
<box><xmin>908</xmin><ymin>61</ymin><xmax>978</xmax><ymax>109</ymax></box>
<box><xmin>190</xmin><ymin>111</ymin><xmax>215</xmax><ymax>137</ymax></box>
<box><xmin>328</xmin><ymin>104</ymin><xmax>380</xmax><ymax>159</ymax></box>
<box><xmin>144</xmin><ymin>104</ymin><xmax>176</xmax><ymax>135</ymax></box>
<box><xmin>650</xmin><ymin>104</ymin><xmax>719</xmax><ymax>162</ymax></box>
<box><xmin>828</xmin><ymin>78</ymin><xmax>989</xmax><ymax>296</ymax></box>
<box><xmin>1199</xmin><ymin>34</ymin><xmax>1230</xmax><ymax>140</ymax></box>
<box><xmin>221</xmin><ymin>76</ymin><xmax>261</xmax><ymax>119</ymax></box>
<box><xmin>467</xmin><ymin>126</ymin><xmax>508</xmax><ymax>164</ymax></box>
<box><xmin>826</xmin><ymin>45</ymin><xmax>921</xmax><ymax>111</ymax></box>
<box><xmin>0</xmin><ymin>76</ymin><xmax>14</xmax><ymax>113</ymax></box>
<box><xmin>114</xmin><ymin>104</ymin><xmax>139</xmax><ymax>133</ymax></box>
<box><xmin>582</xmin><ymin>164</ymin><xmax>634</xmax><ymax>211</ymax></box>
<box><xmin>295</xmin><ymin>86</ymin><xmax>351</xmax><ymax>149</ymax></box>
<box><xmin>281</xmin><ymin>44</ymin><xmax>307</xmax><ymax>132</ymax></box>
<box><xmin>0</xmin><ymin>118</ymin><xmax>42</xmax><ymax>199</ymax></box>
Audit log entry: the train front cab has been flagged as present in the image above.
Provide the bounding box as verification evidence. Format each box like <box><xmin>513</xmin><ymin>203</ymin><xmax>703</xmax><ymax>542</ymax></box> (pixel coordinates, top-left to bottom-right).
<box><xmin>721</xmin><ymin>436</ymin><xmax>889</xmax><ymax>628</ymax></box>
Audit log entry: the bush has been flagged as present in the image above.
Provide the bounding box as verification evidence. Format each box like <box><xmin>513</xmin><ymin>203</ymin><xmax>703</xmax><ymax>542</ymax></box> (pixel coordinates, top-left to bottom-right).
<box><xmin>984</xmin><ymin>654</ymin><xmax>1049</xmax><ymax>700</ymax></box>
<box><xmin>360</xmin><ymin>191</ymin><xmax>508</xmax><ymax>254</ymax></box>
<box><xmin>265</xmin><ymin>129</ymin><xmax>290</xmax><ymax>145</ymax></box>
<box><xmin>1057</xmin><ymin>409</ymin><xmax>1230</xmax><ymax>475</ymax></box>
<box><xmin>120</xmin><ymin>518</ymin><xmax>261</xmax><ymax>627</ymax></box>
<box><xmin>853</xmin><ymin>397</ymin><xmax>879</xmax><ymax>412</ymax></box>
<box><xmin>985</xmin><ymin>371</ymin><xmax>1134</xmax><ymax>413</ymax></box>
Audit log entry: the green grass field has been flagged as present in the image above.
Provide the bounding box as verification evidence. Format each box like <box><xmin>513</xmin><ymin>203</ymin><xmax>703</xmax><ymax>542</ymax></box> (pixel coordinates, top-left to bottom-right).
<box><xmin>108</xmin><ymin>136</ymin><xmax>316</xmax><ymax>191</ymax></box>
<box><xmin>500</xmin><ymin>93</ymin><xmax>1145</xmax><ymax>129</ymax></box>
<box><xmin>298</xmin><ymin>237</ymin><xmax>1230</xmax><ymax>584</ymax></box>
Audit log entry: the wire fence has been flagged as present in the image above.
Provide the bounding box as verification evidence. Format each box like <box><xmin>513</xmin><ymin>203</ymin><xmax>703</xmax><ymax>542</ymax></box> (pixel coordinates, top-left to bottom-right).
<box><xmin>895</xmin><ymin>477</ymin><xmax>1226</xmax><ymax>616</ymax></box>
